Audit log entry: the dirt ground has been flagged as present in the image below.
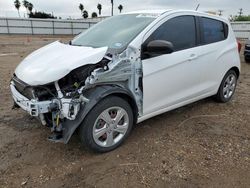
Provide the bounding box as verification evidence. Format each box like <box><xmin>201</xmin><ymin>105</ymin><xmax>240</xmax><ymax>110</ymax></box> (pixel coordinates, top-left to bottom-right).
<box><xmin>0</xmin><ymin>35</ymin><xmax>250</xmax><ymax>188</ymax></box>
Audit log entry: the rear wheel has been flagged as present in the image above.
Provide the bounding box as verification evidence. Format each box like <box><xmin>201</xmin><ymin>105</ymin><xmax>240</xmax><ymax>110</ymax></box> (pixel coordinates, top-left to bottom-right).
<box><xmin>79</xmin><ymin>96</ymin><xmax>134</xmax><ymax>153</ymax></box>
<box><xmin>215</xmin><ymin>70</ymin><xmax>238</xmax><ymax>103</ymax></box>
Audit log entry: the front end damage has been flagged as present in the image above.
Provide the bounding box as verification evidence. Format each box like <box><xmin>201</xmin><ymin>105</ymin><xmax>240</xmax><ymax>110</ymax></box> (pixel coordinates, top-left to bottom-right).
<box><xmin>10</xmin><ymin>46</ymin><xmax>143</xmax><ymax>143</ymax></box>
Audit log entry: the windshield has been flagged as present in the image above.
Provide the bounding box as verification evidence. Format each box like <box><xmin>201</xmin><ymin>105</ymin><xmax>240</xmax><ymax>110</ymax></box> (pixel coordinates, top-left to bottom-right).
<box><xmin>71</xmin><ymin>14</ymin><xmax>156</xmax><ymax>49</ymax></box>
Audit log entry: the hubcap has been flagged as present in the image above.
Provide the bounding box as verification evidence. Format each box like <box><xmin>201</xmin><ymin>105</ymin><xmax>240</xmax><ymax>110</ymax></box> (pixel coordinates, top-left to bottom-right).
<box><xmin>93</xmin><ymin>107</ymin><xmax>129</xmax><ymax>148</ymax></box>
<box><xmin>223</xmin><ymin>74</ymin><xmax>237</xmax><ymax>99</ymax></box>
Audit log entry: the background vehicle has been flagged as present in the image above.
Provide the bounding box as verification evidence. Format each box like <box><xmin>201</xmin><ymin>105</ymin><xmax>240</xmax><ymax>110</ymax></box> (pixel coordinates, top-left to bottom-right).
<box><xmin>10</xmin><ymin>10</ymin><xmax>241</xmax><ymax>153</ymax></box>
<box><xmin>244</xmin><ymin>37</ymin><xmax>250</xmax><ymax>62</ymax></box>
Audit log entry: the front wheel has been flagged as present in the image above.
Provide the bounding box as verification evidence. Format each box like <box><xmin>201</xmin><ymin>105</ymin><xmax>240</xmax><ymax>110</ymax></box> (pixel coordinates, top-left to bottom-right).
<box><xmin>215</xmin><ymin>70</ymin><xmax>238</xmax><ymax>103</ymax></box>
<box><xmin>79</xmin><ymin>96</ymin><xmax>134</xmax><ymax>153</ymax></box>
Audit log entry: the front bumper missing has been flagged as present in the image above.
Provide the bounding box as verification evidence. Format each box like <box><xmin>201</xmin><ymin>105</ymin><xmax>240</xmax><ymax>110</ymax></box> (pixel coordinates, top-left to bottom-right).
<box><xmin>11</xmin><ymin>81</ymin><xmax>65</xmax><ymax>143</ymax></box>
<box><xmin>10</xmin><ymin>83</ymin><xmax>132</xmax><ymax>144</ymax></box>
<box><xmin>10</xmin><ymin>81</ymin><xmax>87</xmax><ymax>144</ymax></box>
<box><xmin>10</xmin><ymin>82</ymin><xmax>51</xmax><ymax>116</ymax></box>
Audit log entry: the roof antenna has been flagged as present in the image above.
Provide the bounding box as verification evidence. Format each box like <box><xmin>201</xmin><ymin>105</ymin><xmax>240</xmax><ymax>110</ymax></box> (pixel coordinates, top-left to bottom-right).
<box><xmin>195</xmin><ymin>4</ymin><xmax>200</xmax><ymax>11</ymax></box>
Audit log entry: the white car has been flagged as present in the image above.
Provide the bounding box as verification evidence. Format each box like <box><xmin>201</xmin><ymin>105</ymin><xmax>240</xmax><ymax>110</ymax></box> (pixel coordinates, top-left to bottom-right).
<box><xmin>11</xmin><ymin>10</ymin><xmax>240</xmax><ymax>152</ymax></box>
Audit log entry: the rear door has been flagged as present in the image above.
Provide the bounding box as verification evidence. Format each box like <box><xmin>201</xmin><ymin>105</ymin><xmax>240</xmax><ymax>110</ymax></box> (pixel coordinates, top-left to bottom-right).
<box><xmin>195</xmin><ymin>17</ymin><xmax>230</xmax><ymax>92</ymax></box>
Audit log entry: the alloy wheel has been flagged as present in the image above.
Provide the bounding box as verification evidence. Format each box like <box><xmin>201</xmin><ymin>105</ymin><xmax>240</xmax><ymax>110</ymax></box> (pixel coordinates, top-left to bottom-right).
<box><xmin>92</xmin><ymin>107</ymin><xmax>129</xmax><ymax>148</ymax></box>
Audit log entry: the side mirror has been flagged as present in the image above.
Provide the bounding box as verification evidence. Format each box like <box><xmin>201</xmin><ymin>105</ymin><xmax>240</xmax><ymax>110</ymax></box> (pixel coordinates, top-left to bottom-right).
<box><xmin>146</xmin><ymin>40</ymin><xmax>174</xmax><ymax>55</ymax></box>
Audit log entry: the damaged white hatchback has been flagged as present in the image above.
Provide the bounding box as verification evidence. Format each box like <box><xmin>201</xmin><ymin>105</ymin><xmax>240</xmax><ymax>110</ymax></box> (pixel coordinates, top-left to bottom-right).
<box><xmin>11</xmin><ymin>10</ymin><xmax>241</xmax><ymax>152</ymax></box>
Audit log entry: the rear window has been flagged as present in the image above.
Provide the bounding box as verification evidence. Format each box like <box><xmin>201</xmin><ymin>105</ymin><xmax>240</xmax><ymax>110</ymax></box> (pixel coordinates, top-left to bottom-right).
<box><xmin>200</xmin><ymin>17</ymin><xmax>228</xmax><ymax>44</ymax></box>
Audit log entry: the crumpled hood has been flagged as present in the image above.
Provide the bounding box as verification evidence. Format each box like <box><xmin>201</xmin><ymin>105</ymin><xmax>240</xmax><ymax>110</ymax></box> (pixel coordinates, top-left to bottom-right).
<box><xmin>15</xmin><ymin>41</ymin><xmax>108</xmax><ymax>86</ymax></box>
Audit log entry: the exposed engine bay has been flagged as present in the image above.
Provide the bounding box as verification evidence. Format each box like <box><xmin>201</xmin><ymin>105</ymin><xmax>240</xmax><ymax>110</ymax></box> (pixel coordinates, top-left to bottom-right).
<box><xmin>10</xmin><ymin>43</ymin><xmax>143</xmax><ymax>143</ymax></box>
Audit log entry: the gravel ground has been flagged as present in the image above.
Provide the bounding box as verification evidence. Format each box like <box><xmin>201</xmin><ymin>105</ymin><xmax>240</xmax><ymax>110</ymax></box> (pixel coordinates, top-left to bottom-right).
<box><xmin>0</xmin><ymin>35</ymin><xmax>250</xmax><ymax>188</ymax></box>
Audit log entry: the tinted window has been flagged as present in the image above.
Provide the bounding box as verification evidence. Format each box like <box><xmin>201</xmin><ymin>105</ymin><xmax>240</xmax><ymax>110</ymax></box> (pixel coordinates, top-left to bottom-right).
<box><xmin>201</xmin><ymin>17</ymin><xmax>227</xmax><ymax>44</ymax></box>
<box><xmin>146</xmin><ymin>16</ymin><xmax>196</xmax><ymax>52</ymax></box>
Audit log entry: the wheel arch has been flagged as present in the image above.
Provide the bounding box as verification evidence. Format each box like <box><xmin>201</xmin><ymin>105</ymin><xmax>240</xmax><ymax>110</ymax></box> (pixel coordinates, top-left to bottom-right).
<box><xmin>109</xmin><ymin>92</ymin><xmax>138</xmax><ymax>125</ymax></box>
<box><xmin>215</xmin><ymin>66</ymin><xmax>240</xmax><ymax>100</ymax></box>
<box><xmin>62</xmin><ymin>84</ymin><xmax>138</xmax><ymax>144</ymax></box>
<box><xmin>229</xmin><ymin>66</ymin><xmax>240</xmax><ymax>78</ymax></box>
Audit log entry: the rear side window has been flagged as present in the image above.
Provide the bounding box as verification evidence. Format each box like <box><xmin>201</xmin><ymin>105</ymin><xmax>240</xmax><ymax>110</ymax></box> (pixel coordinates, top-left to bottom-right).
<box><xmin>146</xmin><ymin>16</ymin><xmax>197</xmax><ymax>52</ymax></box>
<box><xmin>200</xmin><ymin>17</ymin><xmax>228</xmax><ymax>44</ymax></box>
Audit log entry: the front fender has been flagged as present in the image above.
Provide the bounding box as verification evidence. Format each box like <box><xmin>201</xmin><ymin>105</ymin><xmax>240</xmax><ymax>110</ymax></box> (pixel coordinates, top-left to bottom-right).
<box><xmin>62</xmin><ymin>85</ymin><xmax>136</xmax><ymax>144</ymax></box>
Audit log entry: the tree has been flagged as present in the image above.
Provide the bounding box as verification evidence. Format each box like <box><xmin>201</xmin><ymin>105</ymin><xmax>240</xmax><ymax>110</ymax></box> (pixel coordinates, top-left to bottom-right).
<box><xmin>79</xmin><ymin>3</ymin><xmax>84</xmax><ymax>14</ymax></box>
<box><xmin>92</xmin><ymin>12</ymin><xmax>98</xmax><ymax>18</ymax></box>
<box><xmin>22</xmin><ymin>0</ymin><xmax>29</xmax><ymax>14</ymax></box>
<box><xmin>233</xmin><ymin>15</ymin><xmax>250</xmax><ymax>21</ymax></box>
<box><xmin>218</xmin><ymin>10</ymin><xmax>223</xmax><ymax>16</ymax></box>
<box><xmin>118</xmin><ymin>4</ymin><xmax>123</xmax><ymax>13</ymax></box>
<box><xmin>22</xmin><ymin>0</ymin><xmax>29</xmax><ymax>9</ymax></box>
<box><xmin>29</xmin><ymin>11</ymin><xmax>56</xmax><ymax>19</ymax></box>
<box><xmin>97</xmin><ymin>3</ymin><xmax>102</xmax><ymax>15</ymax></box>
<box><xmin>14</xmin><ymin>0</ymin><xmax>21</xmax><ymax>17</ymax></box>
<box><xmin>111</xmin><ymin>0</ymin><xmax>114</xmax><ymax>16</ymax></box>
<box><xmin>83</xmin><ymin>10</ymin><xmax>88</xmax><ymax>19</ymax></box>
<box><xmin>27</xmin><ymin>2</ymin><xmax>33</xmax><ymax>13</ymax></box>
<box><xmin>230</xmin><ymin>8</ymin><xmax>250</xmax><ymax>21</ymax></box>
<box><xmin>238</xmin><ymin>8</ymin><xmax>243</xmax><ymax>16</ymax></box>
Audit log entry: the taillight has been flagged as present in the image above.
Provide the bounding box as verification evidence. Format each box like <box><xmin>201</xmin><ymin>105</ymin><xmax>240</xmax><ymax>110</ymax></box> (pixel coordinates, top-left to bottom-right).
<box><xmin>237</xmin><ymin>41</ymin><xmax>242</xmax><ymax>53</ymax></box>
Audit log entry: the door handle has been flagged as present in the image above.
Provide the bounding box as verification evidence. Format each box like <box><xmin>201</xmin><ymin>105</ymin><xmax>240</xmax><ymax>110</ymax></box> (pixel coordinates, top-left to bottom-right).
<box><xmin>188</xmin><ymin>54</ymin><xmax>198</xmax><ymax>61</ymax></box>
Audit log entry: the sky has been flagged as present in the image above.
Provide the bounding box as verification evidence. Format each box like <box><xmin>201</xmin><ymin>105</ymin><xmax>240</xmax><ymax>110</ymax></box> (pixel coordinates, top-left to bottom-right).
<box><xmin>0</xmin><ymin>0</ymin><xmax>250</xmax><ymax>19</ymax></box>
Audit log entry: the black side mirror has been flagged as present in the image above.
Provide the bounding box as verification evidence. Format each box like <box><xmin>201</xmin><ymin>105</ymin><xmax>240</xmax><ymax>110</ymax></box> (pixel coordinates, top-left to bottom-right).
<box><xmin>145</xmin><ymin>40</ymin><xmax>174</xmax><ymax>55</ymax></box>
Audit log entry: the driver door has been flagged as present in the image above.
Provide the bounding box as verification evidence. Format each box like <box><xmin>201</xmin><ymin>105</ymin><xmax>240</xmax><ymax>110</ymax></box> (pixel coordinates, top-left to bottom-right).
<box><xmin>142</xmin><ymin>15</ymin><xmax>203</xmax><ymax>115</ymax></box>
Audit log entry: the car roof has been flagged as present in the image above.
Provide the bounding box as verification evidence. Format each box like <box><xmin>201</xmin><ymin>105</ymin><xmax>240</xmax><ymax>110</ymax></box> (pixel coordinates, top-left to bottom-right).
<box><xmin>125</xmin><ymin>9</ymin><xmax>172</xmax><ymax>15</ymax></box>
<box><xmin>124</xmin><ymin>9</ymin><xmax>229</xmax><ymax>23</ymax></box>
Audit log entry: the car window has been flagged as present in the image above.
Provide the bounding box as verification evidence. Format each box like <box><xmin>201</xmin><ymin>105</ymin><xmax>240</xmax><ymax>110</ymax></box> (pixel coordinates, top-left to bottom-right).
<box><xmin>145</xmin><ymin>16</ymin><xmax>196</xmax><ymax>52</ymax></box>
<box><xmin>71</xmin><ymin>14</ymin><xmax>155</xmax><ymax>49</ymax></box>
<box><xmin>200</xmin><ymin>17</ymin><xmax>227</xmax><ymax>44</ymax></box>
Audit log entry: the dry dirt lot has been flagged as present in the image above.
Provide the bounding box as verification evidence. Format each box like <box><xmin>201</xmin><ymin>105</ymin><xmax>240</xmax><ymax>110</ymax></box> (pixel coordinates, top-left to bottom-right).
<box><xmin>0</xmin><ymin>35</ymin><xmax>250</xmax><ymax>188</ymax></box>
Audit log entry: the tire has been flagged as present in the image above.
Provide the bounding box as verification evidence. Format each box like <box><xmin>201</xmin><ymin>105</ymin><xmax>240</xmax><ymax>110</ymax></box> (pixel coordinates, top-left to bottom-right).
<box><xmin>79</xmin><ymin>96</ymin><xmax>134</xmax><ymax>153</ymax></box>
<box><xmin>215</xmin><ymin>70</ymin><xmax>238</xmax><ymax>103</ymax></box>
<box><xmin>245</xmin><ymin>56</ymin><xmax>250</xmax><ymax>63</ymax></box>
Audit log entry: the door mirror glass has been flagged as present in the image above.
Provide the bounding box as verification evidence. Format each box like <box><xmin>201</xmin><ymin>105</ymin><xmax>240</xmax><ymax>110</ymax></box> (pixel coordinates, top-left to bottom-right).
<box><xmin>145</xmin><ymin>40</ymin><xmax>174</xmax><ymax>56</ymax></box>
